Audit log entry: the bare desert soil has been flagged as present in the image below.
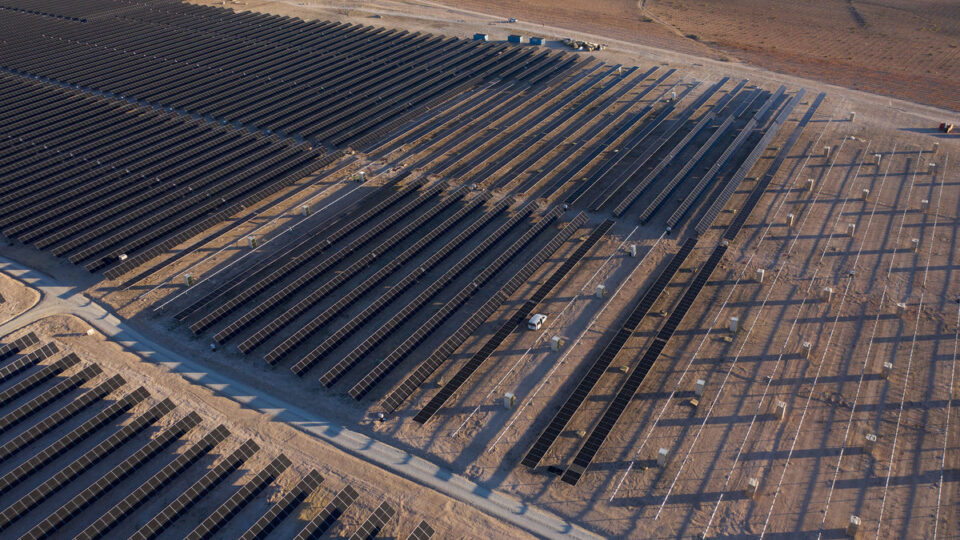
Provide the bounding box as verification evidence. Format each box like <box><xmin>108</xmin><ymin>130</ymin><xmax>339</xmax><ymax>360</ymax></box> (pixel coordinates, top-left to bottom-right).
<box><xmin>0</xmin><ymin>270</ymin><xmax>39</xmax><ymax>325</ymax></box>
<box><xmin>0</xmin><ymin>314</ymin><xmax>533</xmax><ymax>539</ymax></box>
<box><xmin>435</xmin><ymin>0</ymin><xmax>960</xmax><ymax>112</ymax></box>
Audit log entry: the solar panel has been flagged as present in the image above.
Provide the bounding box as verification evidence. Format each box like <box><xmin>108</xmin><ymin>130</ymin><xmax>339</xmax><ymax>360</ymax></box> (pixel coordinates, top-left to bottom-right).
<box><xmin>561</xmin><ymin>243</ymin><xmax>727</xmax><ymax>484</ymax></box>
<box><xmin>238</xmin><ymin>185</ymin><xmax>469</xmax><ymax>353</ymax></box>
<box><xmin>186</xmin><ymin>454</ymin><xmax>292</xmax><ymax>540</ymax></box>
<box><xmin>695</xmin><ymin>89</ymin><xmax>802</xmax><ymax>235</ymax></box>
<box><xmin>0</xmin><ymin>342</ymin><xmax>59</xmax><ymax>384</ymax></box>
<box><xmin>405</xmin><ymin>520</ymin><xmax>435</xmax><ymax>540</ymax></box>
<box><xmin>412</xmin><ymin>215</ymin><xmax>601</xmax><ymax>422</ymax></box>
<box><xmin>239</xmin><ymin>470</ymin><xmax>324</xmax><ymax>540</ymax></box>
<box><xmin>293</xmin><ymin>485</ymin><xmax>358</xmax><ymax>540</ymax></box>
<box><xmin>0</xmin><ymin>332</ymin><xmax>38</xmax><ymax>362</ymax></box>
<box><xmin>256</xmin><ymin>190</ymin><xmax>489</xmax><ymax>360</ymax></box>
<box><xmin>349</xmin><ymin>501</ymin><xmax>395</xmax><ymax>540</ymax></box>
<box><xmin>521</xmin><ymin>237</ymin><xmax>697</xmax><ymax>468</ymax></box>
<box><xmin>0</xmin><ymin>398</ymin><xmax>175</xmax><ymax>533</ymax></box>
<box><xmin>216</xmin><ymin>181</ymin><xmax>447</xmax><ymax>345</ymax></box>
<box><xmin>667</xmin><ymin>86</ymin><xmax>787</xmax><ymax>229</ymax></box>
<box><xmin>0</xmin><ymin>385</ymin><xmax>149</xmax><ymax>497</ymax></box>
<box><xmin>77</xmin><ymin>412</ymin><xmax>208</xmax><ymax>540</ymax></box>
<box><xmin>0</xmin><ymin>363</ymin><xmax>101</xmax><ymax>436</ymax></box>
<box><xmin>0</xmin><ymin>374</ymin><xmax>125</xmax><ymax>464</ymax></box>
<box><xmin>290</xmin><ymin>199</ymin><xmax>528</xmax><ymax>376</ymax></box>
<box><xmin>319</xmin><ymin>204</ymin><xmax>558</xmax><ymax>387</ymax></box>
<box><xmin>722</xmin><ymin>92</ymin><xmax>825</xmax><ymax>241</ymax></box>
<box><xmin>132</xmin><ymin>438</ymin><xmax>258</xmax><ymax>540</ymax></box>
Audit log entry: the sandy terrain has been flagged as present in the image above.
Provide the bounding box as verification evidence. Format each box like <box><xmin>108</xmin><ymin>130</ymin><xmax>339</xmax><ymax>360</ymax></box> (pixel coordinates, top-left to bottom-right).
<box><xmin>0</xmin><ymin>313</ymin><xmax>534</xmax><ymax>539</ymax></box>
<box><xmin>422</xmin><ymin>0</ymin><xmax>960</xmax><ymax>112</ymax></box>
<box><xmin>0</xmin><ymin>270</ymin><xmax>39</xmax><ymax>325</ymax></box>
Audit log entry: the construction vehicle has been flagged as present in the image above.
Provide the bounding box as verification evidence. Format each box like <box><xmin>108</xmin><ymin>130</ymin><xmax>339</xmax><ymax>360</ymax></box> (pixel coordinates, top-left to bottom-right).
<box><xmin>561</xmin><ymin>38</ymin><xmax>604</xmax><ymax>51</ymax></box>
<box><xmin>940</xmin><ymin>122</ymin><xmax>954</xmax><ymax>133</ymax></box>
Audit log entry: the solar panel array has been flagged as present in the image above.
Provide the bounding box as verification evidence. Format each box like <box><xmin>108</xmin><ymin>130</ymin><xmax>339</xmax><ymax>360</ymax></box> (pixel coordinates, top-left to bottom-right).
<box><xmin>294</xmin><ymin>485</ymin><xmax>359</xmax><ymax>540</ymax></box>
<box><xmin>666</xmin><ymin>86</ymin><xmax>787</xmax><ymax>228</ymax></box>
<box><xmin>239</xmin><ymin>470</ymin><xmax>324</xmax><ymax>540</ymax></box>
<box><xmin>131</xmin><ymin>437</ymin><xmax>258</xmax><ymax>540</ymax></box>
<box><xmin>215</xmin><ymin>181</ymin><xmax>449</xmax><ymax>345</ymax></box>
<box><xmin>694</xmin><ymin>87</ymin><xmax>801</xmax><ymax>234</ymax></box>
<box><xmin>0</xmin><ymin>73</ymin><xmax>330</xmax><ymax>279</ymax></box>
<box><xmin>561</xmin><ymin>242</ymin><xmax>727</xmax><ymax>484</ymax></box>
<box><xmin>406</xmin><ymin>520</ymin><xmax>436</xmax><ymax>540</ymax></box>
<box><xmin>722</xmin><ymin>92</ymin><xmax>827</xmax><ymax>241</ymax></box>
<box><xmin>187</xmin><ymin>176</ymin><xmax>428</xmax><ymax>334</ymax></box>
<box><xmin>0</xmin><ymin>342</ymin><xmax>59</xmax><ymax>384</ymax></box>
<box><xmin>262</xmin><ymin>191</ymin><xmax>492</xmax><ymax>362</ymax></box>
<box><xmin>0</xmin><ymin>1</ymin><xmax>564</xmax><ymax>146</ymax></box>
<box><xmin>347</xmin><ymin>209</ymin><xmax>581</xmax><ymax>400</ymax></box>
<box><xmin>0</xmin><ymin>332</ymin><xmax>39</xmax><ymax>362</ymax></box>
<box><xmin>186</xmin><ymin>454</ymin><xmax>292</xmax><ymax>540</ymax></box>
<box><xmin>0</xmin><ymin>330</ymin><xmax>439</xmax><ymax>538</ymax></box>
<box><xmin>350</xmin><ymin>501</ymin><xmax>396</xmax><ymax>540</ymax></box>
<box><xmin>291</xmin><ymin>200</ymin><xmax>536</xmax><ymax>377</ymax></box>
<box><xmin>590</xmin><ymin>77</ymin><xmax>730</xmax><ymax>211</ymax></box>
<box><xmin>413</xmin><ymin>215</ymin><xmax>607</xmax><ymax>422</ymax></box>
<box><xmin>318</xmin><ymin>203</ymin><xmax>560</xmax><ymax>386</ymax></box>
<box><xmin>605</xmin><ymin>78</ymin><xmax>750</xmax><ymax>216</ymax></box>
<box><xmin>521</xmin><ymin>237</ymin><xmax>697</xmax><ymax>468</ymax></box>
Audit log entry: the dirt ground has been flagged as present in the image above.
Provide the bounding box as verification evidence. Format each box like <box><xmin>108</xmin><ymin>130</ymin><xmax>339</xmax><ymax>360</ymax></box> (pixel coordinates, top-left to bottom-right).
<box><xmin>0</xmin><ymin>314</ymin><xmax>533</xmax><ymax>539</ymax></box>
<box><xmin>0</xmin><ymin>270</ymin><xmax>39</xmax><ymax>325</ymax></box>
<box><xmin>429</xmin><ymin>0</ymin><xmax>960</xmax><ymax>113</ymax></box>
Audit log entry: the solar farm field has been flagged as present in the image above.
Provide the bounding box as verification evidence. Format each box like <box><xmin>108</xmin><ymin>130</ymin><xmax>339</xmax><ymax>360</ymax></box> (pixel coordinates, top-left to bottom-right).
<box><xmin>1</xmin><ymin>0</ymin><xmax>958</xmax><ymax>538</ymax></box>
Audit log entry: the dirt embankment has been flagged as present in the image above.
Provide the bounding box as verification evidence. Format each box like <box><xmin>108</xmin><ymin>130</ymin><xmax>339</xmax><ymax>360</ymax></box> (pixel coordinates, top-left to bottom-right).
<box><xmin>0</xmin><ymin>270</ymin><xmax>39</xmax><ymax>324</ymax></box>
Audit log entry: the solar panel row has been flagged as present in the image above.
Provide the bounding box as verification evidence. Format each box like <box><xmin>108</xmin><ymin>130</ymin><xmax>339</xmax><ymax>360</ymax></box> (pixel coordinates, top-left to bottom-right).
<box><xmin>0</xmin><ymin>74</ymin><xmax>328</xmax><ymax>278</ymax></box>
<box><xmin>236</xmin><ymin>183</ymin><xmax>468</xmax><ymax>353</ymax></box>
<box><xmin>0</xmin><ymin>364</ymin><xmax>101</xmax><ymax>436</ymax></box>
<box><xmin>0</xmin><ymin>374</ymin><xmax>125</xmax><ymax>464</ymax></box>
<box><xmin>214</xmin><ymin>180</ymin><xmax>449</xmax><ymax>344</ymax></box>
<box><xmin>350</xmin><ymin>501</ymin><xmax>395</xmax><ymax>540</ymax></box>
<box><xmin>412</xmin><ymin>214</ymin><xmax>601</xmax><ymax>422</ymax></box>
<box><xmin>187</xmin><ymin>454</ymin><xmax>292</xmax><ymax>540</ymax></box>
<box><xmin>290</xmin><ymin>200</ymin><xmax>531</xmax><ymax>376</ymax></box>
<box><xmin>0</xmin><ymin>397</ymin><xmax>175</xmax><ymax>532</ymax></box>
<box><xmin>293</xmin><ymin>485</ymin><xmax>358</xmax><ymax>540</ymax></box>
<box><xmin>721</xmin><ymin>92</ymin><xmax>826</xmax><ymax>242</ymax></box>
<box><xmin>521</xmin><ymin>237</ymin><xmax>697</xmax><ymax>468</ymax></box>
<box><xmin>0</xmin><ymin>3</ymin><xmax>560</xmax><ymax>145</ymax></box>
<box><xmin>188</xmin><ymin>176</ymin><xmax>427</xmax><ymax>333</ymax></box>
<box><xmin>131</xmin><ymin>437</ymin><xmax>258</xmax><ymax>540</ymax></box>
<box><xmin>239</xmin><ymin>470</ymin><xmax>324</xmax><ymax>540</ymax></box>
<box><xmin>263</xmin><ymin>191</ymin><xmax>494</xmax><ymax>363</ymax></box>
<box><xmin>561</xmin><ymin>242</ymin><xmax>727</xmax><ymax>484</ymax></box>
<box><xmin>0</xmin><ymin>332</ymin><xmax>39</xmax><ymax>362</ymax></box>
<box><xmin>695</xmin><ymin>89</ymin><xmax>804</xmax><ymax>235</ymax></box>
<box><xmin>593</xmin><ymin>77</ymin><xmax>732</xmax><ymax>212</ymax></box>
<box><xmin>317</xmin><ymin>203</ymin><xmax>555</xmax><ymax>386</ymax></box>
